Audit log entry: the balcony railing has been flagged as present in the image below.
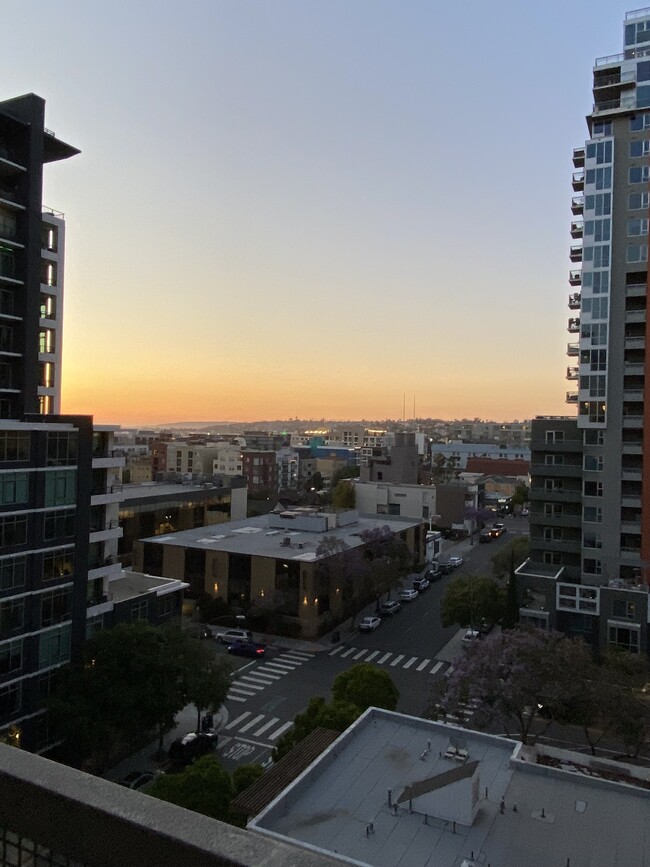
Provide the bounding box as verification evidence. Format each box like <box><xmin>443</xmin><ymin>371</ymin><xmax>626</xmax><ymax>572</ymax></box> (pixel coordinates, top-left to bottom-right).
<box><xmin>593</xmin><ymin>70</ymin><xmax>636</xmax><ymax>89</ymax></box>
<box><xmin>569</xmin><ymin>245</ymin><xmax>582</xmax><ymax>262</ymax></box>
<box><xmin>566</xmin><ymin>391</ymin><xmax>579</xmax><ymax>404</ymax></box>
<box><xmin>567</xmin><ymin>342</ymin><xmax>579</xmax><ymax>356</ymax></box>
<box><xmin>571</xmin><ymin>196</ymin><xmax>584</xmax><ymax>215</ymax></box>
<box><xmin>568</xmin><ymin>317</ymin><xmax>580</xmax><ymax>332</ymax></box>
<box><xmin>595</xmin><ymin>52</ymin><xmax>624</xmax><ymax>66</ymax></box>
<box><xmin>592</xmin><ymin>95</ymin><xmax>636</xmax><ymax>114</ymax></box>
<box><xmin>572</xmin><ymin>147</ymin><xmax>585</xmax><ymax>168</ymax></box>
<box><xmin>571</xmin><ymin>171</ymin><xmax>585</xmax><ymax>191</ymax></box>
<box><xmin>90</xmin><ymin>484</ymin><xmax>123</xmax><ymax>496</ymax></box>
<box><xmin>569</xmin><ymin>270</ymin><xmax>582</xmax><ymax>286</ymax></box>
<box><xmin>566</xmin><ymin>366</ymin><xmax>579</xmax><ymax>380</ymax></box>
<box><xmin>570</xmin><ymin>220</ymin><xmax>583</xmax><ymax>238</ymax></box>
<box><xmin>568</xmin><ymin>292</ymin><xmax>581</xmax><ymax>309</ymax></box>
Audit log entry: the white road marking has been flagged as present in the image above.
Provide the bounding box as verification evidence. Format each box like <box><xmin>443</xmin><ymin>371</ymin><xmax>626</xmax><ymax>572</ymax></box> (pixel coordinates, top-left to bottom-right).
<box><xmin>446</xmin><ymin>665</ymin><xmax>455</xmax><ymax>676</ymax></box>
<box><xmin>252</xmin><ymin>717</ymin><xmax>280</xmax><ymax>737</ymax></box>
<box><xmin>269</xmin><ymin>721</ymin><xmax>293</xmax><ymax>740</ymax></box>
<box><xmin>429</xmin><ymin>661</ymin><xmax>443</xmax><ymax>675</ymax></box>
<box><xmin>377</xmin><ymin>653</ymin><xmax>392</xmax><ymax>664</ymax></box>
<box><xmin>353</xmin><ymin>649</ymin><xmax>369</xmax><ymax>660</ymax></box>
<box><xmin>329</xmin><ymin>646</ymin><xmax>344</xmax><ymax>656</ymax></box>
<box><xmin>254</xmin><ymin>669</ymin><xmax>281</xmax><ymax>679</ymax></box>
<box><xmin>228</xmin><ymin>685</ymin><xmax>257</xmax><ymax>696</ymax></box>
<box><xmin>238</xmin><ymin>714</ymin><xmax>265</xmax><ymax>733</ymax></box>
<box><xmin>365</xmin><ymin>651</ymin><xmax>380</xmax><ymax>662</ymax></box>
<box><xmin>261</xmin><ymin>662</ymin><xmax>296</xmax><ymax>672</ymax></box>
<box><xmin>279</xmin><ymin>652</ymin><xmax>313</xmax><ymax>662</ymax></box>
<box><xmin>226</xmin><ymin>694</ymin><xmax>247</xmax><ymax>703</ymax></box>
<box><xmin>390</xmin><ymin>654</ymin><xmax>405</xmax><ymax>667</ymax></box>
<box><xmin>225</xmin><ymin>712</ymin><xmax>251</xmax><ymax>730</ymax></box>
<box><xmin>236</xmin><ymin>678</ymin><xmax>266</xmax><ymax>690</ymax></box>
<box><xmin>416</xmin><ymin>658</ymin><xmax>431</xmax><ymax>671</ymax></box>
<box><xmin>241</xmin><ymin>673</ymin><xmax>276</xmax><ymax>685</ymax></box>
<box><xmin>340</xmin><ymin>647</ymin><xmax>357</xmax><ymax>658</ymax></box>
<box><xmin>403</xmin><ymin>656</ymin><xmax>418</xmax><ymax>669</ymax></box>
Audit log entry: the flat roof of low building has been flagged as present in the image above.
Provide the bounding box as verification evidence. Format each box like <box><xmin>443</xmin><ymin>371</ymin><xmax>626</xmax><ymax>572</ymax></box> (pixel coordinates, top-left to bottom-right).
<box><xmin>120</xmin><ymin>482</ymin><xmax>240</xmax><ymax>504</ymax></box>
<box><xmin>139</xmin><ymin>512</ymin><xmax>423</xmax><ymax>561</ymax></box>
<box><xmin>250</xmin><ymin>708</ymin><xmax>650</xmax><ymax>867</ymax></box>
<box><xmin>108</xmin><ymin>570</ymin><xmax>187</xmax><ymax>603</ymax></box>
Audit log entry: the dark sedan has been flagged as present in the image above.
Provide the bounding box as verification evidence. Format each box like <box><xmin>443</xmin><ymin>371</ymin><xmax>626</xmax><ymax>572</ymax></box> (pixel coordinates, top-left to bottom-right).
<box><xmin>227</xmin><ymin>641</ymin><xmax>266</xmax><ymax>659</ymax></box>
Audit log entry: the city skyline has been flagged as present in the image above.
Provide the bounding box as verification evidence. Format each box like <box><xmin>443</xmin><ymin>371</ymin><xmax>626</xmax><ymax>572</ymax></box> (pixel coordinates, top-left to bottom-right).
<box><xmin>1</xmin><ymin>1</ymin><xmax>636</xmax><ymax>425</ymax></box>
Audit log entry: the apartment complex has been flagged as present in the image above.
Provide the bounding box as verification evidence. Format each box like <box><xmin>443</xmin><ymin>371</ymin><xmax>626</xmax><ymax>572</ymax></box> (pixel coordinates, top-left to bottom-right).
<box><xmin>520</xmin><ymin>11</ymin><xmax>650</xmax><ymax>656</ymax></box>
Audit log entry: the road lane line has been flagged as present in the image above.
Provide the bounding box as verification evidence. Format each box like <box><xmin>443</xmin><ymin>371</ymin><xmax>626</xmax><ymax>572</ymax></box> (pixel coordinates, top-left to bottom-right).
<box><xmin>353</xmin><ymin>649</ymin><xmax>369</xmax><ymax>660</ymax></box>
<box><xmin>225</xmin><ymin>712</ymin><xmax>251</xmax><ymax>730</ymax></box>
<box><xmin>269</xmin><ymin>721</ymin><xmax>293</xmax><ymax>740</ymax></box>
<box><xmin>238</xmin><ymin>714</ymin><xmax>265</xmax><ymax>733</ymax></box>
<box><xmin>403</xmin><ymin>656</ymin><xmax>418</xmax><ymax>669</ymax></box>
<box><xmin>365</xmin><ymin>651</ymin><xmax>380</xmax><ymax>662</ymax></box>
<box><xmin>416</xmin><ymin>658</ymin><xmax>431</xmax><ymax>671</ymax></box>
<box><xmin>252</xmin><ymin>717</ymin><xmax>280</xmax><ymax>737</ymax></box>
<box><xmin>429</xmin><ymin>661</ymin><xmax>443</xmax><ymax>675</ymax></box>
<box><xmin>377</xmin><ymin>653</ymin><xmax>392</xmax><ymax>664</ymax></box>
<box><xmin>329</xmin><ymin>646</ymin><xmax>344</xmax><ymax>656</ymax></box>
<box><xmin>340</xmin><ymin>647</ymin><xmax>357</xmax><ymax>658</ymax></box>
<box><xmin>390</xmin><ymin>654</ymin><xmax>405</xmax><ymax>667</ymax></box>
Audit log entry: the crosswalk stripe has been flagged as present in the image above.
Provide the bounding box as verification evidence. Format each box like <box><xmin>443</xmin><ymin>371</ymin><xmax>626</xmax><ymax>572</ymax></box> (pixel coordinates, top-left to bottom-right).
<box><xmin>261</xmin><ymin>662</ymin><xmax>295</xmax><ymax>672</ymax></box>
<box><xmin>403</xmin><ymin>656</ymin><xmax>418</xmax><ymax>670</ymax></box>
<box><xmin>269</xmin><ymin>721</ymin><xmax>293</xmax><ymax>741</ymax></box>
<box><xmin>252</xmin><ymin>717</ymin><xmax>280</xmax><ymax>737</ymax></box>
<box><xmin>241</xmin><ymin>673</ymin><xmax>276</xmax><ymax>685</ymax></box>
<box><xmin>329</xmin><ymin>646</ymin><xmax>344</xmax><ymax>656</ymax></box>
<box><xmin>226</xmin><ymin>694</ymin><xmax>247</xmax><ymax>703</ymax></box>
<box><xmin>239</xmin><ymin>714</ymin><xmax>265</xmax><ymax>733</ymax></box>
<box><xmin>236</xmin><ymin>678</ymin><xmax>266</xmax><ymax>690</ymax></box>
<box><xmin>365</xmin><ymin>650</ymin><xmax>380</xmax><ymax>662</ymax></box>
<box><xmin>353</xmin><ymin>649</ymin><xmax>369</xmax><ymax>660</ymax></box>
<box><xmin>340</xmin><ymin>647</ymin><xmax>357</xmax><ymax>658</ymax></box>
<box><xmin>255</xmin><ymin>669</ymin><xmax>281</xmax><ymax>679</ymax></box>
<box><xmin>228</xmin><ymin>685</ymin><xmax>257</xmax><ymax>696</ymax></box>
<box><xmin>279</xmin><ymin>652</ymin><xmax>312</xmax><ymax>662</ymax></box>
<box><xmin>429</xmin><ymin>661</ymin><xmax>443</xmax><ymax>675</ymax></box>
<box><xmin>377</xmin><ymin>652</ymin><xmax>392</xmax><ymax>664</ymax></box>
<box><xmin>225</xmin><ymin>712</ymin><xmax>251</xmax><ymax>730</ymax></box>
<box><xmin>390</xmin><ymin>654</ymin><xmax>405</xmax><ymax>667</ymax></box>
<box><xmin>446</xmin><ymin>665</ymin><xmax>455</xmax><ymax>676</ymax></box>
<box><xmin>416</xmin><ymin>658</ymin><xmax>431</xmax><ymax>671</ymax></box>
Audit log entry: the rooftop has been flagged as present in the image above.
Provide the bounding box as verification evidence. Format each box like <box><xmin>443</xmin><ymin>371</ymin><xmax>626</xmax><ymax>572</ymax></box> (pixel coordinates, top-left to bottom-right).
<box><xmin>139</xmin><ymin>511</ymin><xmax>423</xmax><ymax>561</ymax></box>
<box><xmin>250</xmin><ymin>708</ymin><xmax>650</xmax><ymax>867</ymax></box>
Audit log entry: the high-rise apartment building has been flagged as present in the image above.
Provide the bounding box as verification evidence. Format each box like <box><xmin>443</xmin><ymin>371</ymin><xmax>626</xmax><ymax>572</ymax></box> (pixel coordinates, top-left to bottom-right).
<box><xmin>519</xmin><ymin>10</ymin><xmax>650</xmax><ymax>657</ymax></box>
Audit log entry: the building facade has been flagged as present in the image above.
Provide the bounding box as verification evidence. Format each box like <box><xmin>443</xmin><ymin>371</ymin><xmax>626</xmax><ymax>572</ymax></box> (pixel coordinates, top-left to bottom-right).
<box><xmin>520</xmin><ymin>12</ymin><xmax>650</xmax><ymax>657</ymax></box>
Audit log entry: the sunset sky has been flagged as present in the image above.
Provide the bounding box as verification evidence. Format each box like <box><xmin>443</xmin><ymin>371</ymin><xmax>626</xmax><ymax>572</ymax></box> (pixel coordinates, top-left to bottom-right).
<box><xmin>2</xmin><ymin>1</ymin><xmax>635</xmax><ymax>425</ymax></box>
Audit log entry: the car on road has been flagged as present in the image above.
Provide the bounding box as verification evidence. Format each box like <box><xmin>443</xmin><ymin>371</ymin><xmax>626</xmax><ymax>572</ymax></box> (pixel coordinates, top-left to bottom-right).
<box><xmin>425</xmin><ymin>566</ymin><xmax>442</xmax><ymax>581</ymax></box>
<box><xmin>479</xmin><ymin>530</ymin><xmax>493</xmax><ymax>543</ymax></box>
<box><xmin>358</xmin><ymin>616</ymin><xmax>381</xmax><ymax>632</ymax></box>
<box><xmin>227</xmin><ymin>641</ymin><xmax>266</xmax><ymax>658</ymax></box>
<box><xmin>399</xmin><ymin>588</ymin><xmax>419</xmax><ymax>602</ymax></box>
<box><xmin>215</xmin><ymin>628</ymin><xmax>253</xmax><ymax>645</ymax></box>
<box><xmin>412</xmin><ymin>576</ymin><xmax>430</xmax><ymax>592</ymax></box>
<box><xmin>379</xmin><ymin>600</ymin><xmax>401</xmax><ymax>616</ymax></box>
<box><xmin>168</xmin><ymin>732</ymin><xmax>218</xmax><ymax>768</ymax></box>
<box><xmin>437</xmin><ymin>561</ymin><xmax>454</xmax><ymax>574</ymax></box>
<box><xmin>461</xmin><ymin>629</ymin><xmax>481</xmax><ymax>648</ymax></box>
<box><xmin>119</xmin><ymin>771</ymin><xmax>155</xmax><ymax>790</ymax></box>
<box><xmin>448</xmin><ymin>556</ymin><xmax>463</xmax><ymax>568</ymax></box>
<box><xmin>521</xmin><ymin>508</ymin><xmax>529</xmax><ymax>517</ymax></box>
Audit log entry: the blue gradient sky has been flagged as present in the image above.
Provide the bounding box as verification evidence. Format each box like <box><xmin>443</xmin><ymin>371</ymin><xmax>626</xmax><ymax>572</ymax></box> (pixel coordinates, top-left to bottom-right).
<box><xmin>1</xmin><ymin>1</ymin><xmax>636</xmax><ymax>423</ymax></box>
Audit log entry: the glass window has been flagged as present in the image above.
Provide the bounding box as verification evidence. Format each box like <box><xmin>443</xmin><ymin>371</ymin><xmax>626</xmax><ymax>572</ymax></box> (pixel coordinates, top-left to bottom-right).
<box><xmin>40</xmin><ymin>586</ymin><xmax>72</xmax><ymax>628</ymax></box>
<box><xmin>43</xmin><ymin>509</ymin><xmax>75</xmax><ymax>540</ymax></box>
<box><xmin>580</xmin><ymin>322</ymin><xmax>608</xmax><ymax>346</ymax></box>
<box><xmin>608</xmin><ymin>623</ymin><xmax>639</xmax><ymax>653</ymax></box>
<box><xmin>581</xmin><ymin>297</ymin><xmax>608</xmax><ymax>320</ymax></box>
<box><xmin>0</xmin><ymin>473</ymin><xmax>29</xmax><ymax>506</ymax></box>
<box><xmin>583</xmin><ymin>245</ymin><xmax>609</xmax><ymax>267</ymax></box>
<box><xmin>591</xmin><ymin>271</ymin><xmax>609</xmax><ymax>294</ymax></box>
<box><xmin>0</xmin><ymin>638</ymin><xmax>22</xmax><ymax>675</ymax></box>
<box><xmin>638</xmin><ymin>84</ymin><xmax>650</xmax><ymax>108</ymax></box>
<box><xmin>0</xmin><ymin>597</ymin><xmax>24</xmax><ymax>639</ymax></box>
<box><xmin>583</xmin><ymin>557</ymin><xmax>602</xmax><ymax>575</ymax></box>
<box><xmin>628</xmin><ymin>217</ymin><xmax>650</xmax><ymax>236</ymax></box>
<box><xmin>44</xmin><ymin>470</ymin><xmax>76</xmax><ymax>506</ymax></box>
<box><xmin>583</xmin><ymin>531</ymin><xmax>602</xmax><ymax>549</ymax></box>
<box><xmin>38</xmin><ymin>624</ymin><xmax>71</xmax><ymax>668</ymax></box>
<box><xmin>583</xmin><ymin>505</ymin><xmax>602</xmax><ymax>522</ymax></box>
<box><xmin>584</xmin><ymin>193</ymin><xmax>611</xmax><ymax>215</ymax></box>
<box><xmin>579</xmin><ymin>401</ymin><xmax>606</xmax><ymax>424</ymax></box>
<box><xmin>0</xmin><ymin>681</ymin><xmax>21</xmax><ymax>717</ymax></box>
<box><xmin>585</xmin><ymin>140</ymin><xmax>612</xmax><ymax>163</ymax></box>
<box><xmin>629</xmin><ymin>191</ymin><xmax>650</xmax><ymax>210</ymax></box>
<box><xmin>584</xmin><ymin>480</ymin><xmax>603</xmax><ymax>497</ymax></box>
<box><xmin>630</xmin><ymin>139</ymin><xmax>650</xmax><ymax>157</ymax></box>
<box><xmin>46</xmin><ymin>432</ymin><xmax>78</xmax><ymax>466</ymax></box>
<box><xmin>627</xmin><ymin>244</ymin><xmax>649</xmax><ymax>263</ymax></box>
<box><xmin>629</xmin><ymin>165</ymin><xmax>650</xmax><ymax>184</ymax></box>
<box><xmin>583</xmin><ymin>218</ymin><xmax>610</xmax><ymax>242</ymax></box>
<box><xmin>42</xmin><ymin>548</ymin><xmax>74</xmax><ymax>581</ymax></box>
<box><xmin>584</xmin><ymin>454</ymin><xmax>604</xmax><ymax>471</ymax></box>
<box><xmin>585</xmin><ymin>429</ymin><xmax>604</xmax><ymax>445</ymax></box>
<box><xmin>585</xmin><ymin>166</ymin><xmax>612</xmax><ymax>189</ymax></box>
<box><xmin>0</xmin><ymin>555</ymin><xmax>26</xmax><ymax>592</ymax></box>
<box><xmin>592</xmin><ymin>121</ymin><xmax>612</xmax><ymax>136</ymax></box>
<box><xmin>612</xmin><ymin>600</ymin><xmax>636</xmax><ymax>619</ymax></box>
<box><xmin>131</xmin><ymin>598</ymin><xmax>149</xmax><ymax>621</ymax></box>
<box><xmin>579</xmin><ymin>374</ymin><xmax>606</xmax><ymax>397</ymax></box>
<box><xmin>0</xmin><ymin>515</ymin><xmax>27</xmax><ymax>547</ymax></box>
<box><xmin>0</xmin><ymin>432</ymin><xmax>29</xmax><ymax>462</ymax></box>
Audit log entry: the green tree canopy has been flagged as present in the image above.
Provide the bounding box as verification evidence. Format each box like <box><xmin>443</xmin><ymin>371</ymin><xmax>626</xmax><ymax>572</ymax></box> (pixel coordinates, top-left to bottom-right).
<box><xmin>332</xmin><ymin>480</ymin><xmax>356</xmax><ymax>509</ymax></box>
<box><xmin>331</xmin><ymin>663</ymin><xmax>399</xmax><ymax>712</ymax></box>
<box><xmin>440</xmin><ymin>574</ymin><xmax>505</xmax><ymax>629</ymax></box>
<box><xmin>272</xmin><ymin>696</ymin><xmax>361</xmax><ymax>761</ymax></box>
<box><xmin>491</xmin><ymin>536</ymin><xmax>530</xmax><ymax>580</ymax></box>
<box><xmin>147</xmin><ymin>754</ymin><xmax>233</xmax><ymax>821</ymax></box>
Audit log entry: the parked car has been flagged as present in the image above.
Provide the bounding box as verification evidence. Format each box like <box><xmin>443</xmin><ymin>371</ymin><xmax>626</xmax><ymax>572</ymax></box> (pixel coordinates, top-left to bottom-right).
<box><xmin>227</xmin><ymin>641</ymin><xmax>266</xmax><ymax>658</ymax></box>
<box><xmin>399</xmin><ymin>588</ymin><xmax>419</xmax><ymax>602</ymax></box>
<box><xmin>425</xmin><ymin>566</ymin><xmax>442</xmax><ymax>581</ymax></box>
<box><xmin>359</xmin><ymin>616</ymin><xmax>381</xmax><ymax>632</ymax></box>
<box><xmin>168</xmin><ymin>732</ymin><xmax>218</xmax><ymax>768</ymax></box>
<box><xmin>119</xmin><ymin>771</ymin><xmax>154</xmax><ymax>790</ymax></box>
<box><xmin>215</xmin><ymin>628</ymin><xmax>253</xmax><ymax>645</ymax></box>
<box><xmin>521</xmin><ymin>508</ymin><xmax>529</xmax><ymax>517</ymax></box>
<box><xmin>461</xmin><ymin>629</ymin><xmax>481</xmax><ymax>648</ymax></box>
<box><xmin>479</xmin><ymin>530</ymin><xmax>493</xmax><ymax>543</ymax></box>
<box><xmin>413</xmin><ymin>576</ymin><xmax>430</xmax><ymax>592</ymax></box>
<box><xmin>379</xmin><ymin>600</ymin><xmax>401</xmax><ymax>616</ymax></box>
<box><xmin>437</xmin><ymin>561</ymin><xmax>454</xmax><ymax>574</ymax></box>
<box><xmin>448</xmin><ymin>556</ymin><xmax>463</xmax><ymax>568</ymax></box>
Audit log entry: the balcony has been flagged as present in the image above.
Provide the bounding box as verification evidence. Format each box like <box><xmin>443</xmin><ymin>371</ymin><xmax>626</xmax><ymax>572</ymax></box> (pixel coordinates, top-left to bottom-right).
<box><xmin>565</xmin><ymin>391</ymin><xmax>579</xmax><ymax>404</ymax></box>
<box><xmin>569</xmin><ymin>245</ymin><xmax>583</xmax><ymax>263</ymax></box>
<box><xmin>592</xmin><ymin>69</ymin><xmax>636</xmax><ymax>90</ymax></box>
<box><xmin>567</xmin><ymin>317</ymin><xmax>580</xmax><ymax>333</ymax></box>
<box><xmin>622</xmin><ymin>442</ymin><xmax>643</xmax><ymax>454</ymax></box>
<box><xmin>621</xmin><ymin>468</ymin><xmax>643</xmax><ymax>481</ymax></box>
<box><xmin>595</xmin><ymin>52</ymin><xmax>624</xmax><ymax>67</ymax></box>
<box><xmin>530</xmin><ymin>462</ymin><xmax>582</xmax><ymax>477</ymax></box>
<box><xmin>571</xmin><ymin>196</ymin><xmax>584</xmax><ymax>215</ymax></box>
<box><xmin>530</xmin><ymin>487</ymin><xmax>582</xmax><ymax>503</ymax></box>
<box><xmin>566</xmin><ymin>366</ymin><xmax>579</xmax><ymax>380</ymax></box>
<box><xmin>625</xmin><ymin>309</ymin><xmax>646</xmax><ymax>325</ymax></box>
<box><xmin>570</xmin><ymin>220</ymin><xmax>583</xmax><ymax>239</ymax></box>
<box><xmin>592</xmin><ymin>94</ymin><xmax>636</xmax><ymax>114</ymax></box>
<box><xmin>624</xmin><ymin>389</ymin><xmax>645</xmax><ymax>402</ymax></box>
<box><xmin>567</xmin><ymin>342</ymin><xmax>579</xmax><ymax>357</ymax></box>
<box><xmin>569</xmin><ymin>270</ymin><xmax>581</xmax><ymax>286</ymax></box>
<box><xmin>572</xmin><ymin>147</ymin><xmax>585</xmax><ymax>168</ymax></box>
<box><xmin>571</xmin><ymin>171</ymin><xmax>585</xmax><ymax>192</ymax></box>
<box><xmin>626</xmin><ymin>283</ymin><xmax>647</xmax><ymax>298</ymax></box>
<box><xmin>625</xmin><ymin>336</ymin><xmax>646</xmax><ymax>350</ymax></box>
<box><xmin>568</xmin><ymin>292</ymin><xmax>581</xmax><ymax>309</ymax></box>
<box><xmin>529</xmin><ymin>511</ymin><xmax>581</xmax><ymax>528</ymax></box>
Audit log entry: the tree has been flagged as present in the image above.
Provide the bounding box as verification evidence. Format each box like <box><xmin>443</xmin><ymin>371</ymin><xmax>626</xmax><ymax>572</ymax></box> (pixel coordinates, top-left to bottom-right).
<box><xmin>360</xmin><ymin>525</ymin><xmax>413</xmax><ymax>601</ymax></box>
<box><xmin>309</xmin><ymin>471</ymin><xmax>324</xmax><ymax>491</ymax></box>
<box><xmin>272</xmin><ymin>696</ymin><xmax>361</xmax><ymax>761</ymax></box>
<box><xmin>331</xmin><ymin>663</ymin><xmax>399</xmax><ymax>712</ymax></box>
<box><xmin>433</xmin><ymin>628</ymin><xmax>593</xmax><ymax>744</ymax></box>
<box><xmin>501</xmin><ymin>550</ymin><xmax>519</xmax><ymax>630</ymax></box>
<box><xmin>332</xmin><ymin>480</ymin><xmax>356</xmax><ymax>509</ymax></box>
<box><xmin>440</xmin><ymin>574</ymin><xmax>505</xmax><ymax>629</ymax></box>
<box><xmin>491</xmin><ymin>536</ymin><xmax>530</xmax><ymax>580</ymax></box>
<box><xmin>331</xmin><ymin>465</ymin><xmax>360</xmax><ymax>486</ymax></box>
<box><xmin>147</xmin><ymin>754</ymin><xmax>233</xmax><ymax>821</ymax></box>
<box><xmin>511</xmin><ymin>483</ymin><xmax>529</xmax><ymax>507</ymax></box>
<box><xmin>180</xmin><ymin>636</ymin><xmax>232</xmax><ymax>733</ymax></box>
<box><xmin>232</xmin><ymin>764</ymin><xmax>264</xmax><ymax>797</ymax></box>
